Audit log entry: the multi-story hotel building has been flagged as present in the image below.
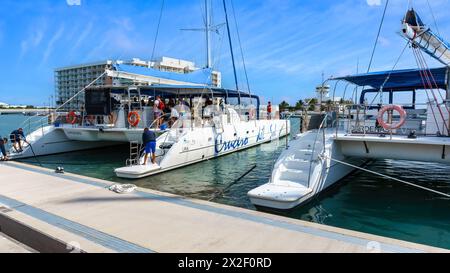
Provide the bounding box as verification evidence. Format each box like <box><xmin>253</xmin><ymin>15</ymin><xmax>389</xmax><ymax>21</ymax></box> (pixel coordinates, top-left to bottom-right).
<box><xmin>55</xmin><ymin>57</ymin><xmax>222</xmax><ymax>110</ymax></box>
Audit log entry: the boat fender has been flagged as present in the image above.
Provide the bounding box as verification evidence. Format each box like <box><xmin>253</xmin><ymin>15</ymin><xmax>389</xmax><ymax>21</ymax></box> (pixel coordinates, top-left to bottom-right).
<box><xmin>377</xmin><ymin>105</ymin><xmax>407</xmax><ymax>130</ymax></box>
<box><xmin>67</xmin><ymin>111</ymin><xmax>78</xmax><ymax>125</ymax></box>
<box><xmin>128</xmin><ymin>111</ymin><xmax>140</xmax><ymax>127</ymax></box>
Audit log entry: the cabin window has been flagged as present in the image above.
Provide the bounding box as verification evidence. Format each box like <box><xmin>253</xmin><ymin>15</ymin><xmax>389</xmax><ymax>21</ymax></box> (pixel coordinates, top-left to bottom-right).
<box><xmin>392</xmin><ymin>91</ymin><xmax>415</xmax><ymax>109</ymax></box>
<box><xmin>362</xmin><ymin>91</ymin><xmax>390</xmax><ymax>107</ymax></box>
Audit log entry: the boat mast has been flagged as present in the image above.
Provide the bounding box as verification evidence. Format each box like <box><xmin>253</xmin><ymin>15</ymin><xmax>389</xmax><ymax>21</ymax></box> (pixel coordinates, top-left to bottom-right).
<box><xmin>222</xmin><ymin>0</ymin><xmax>240</xmax><ymax>93</ymax></box>
<box><xmin>205</xmin><ymin>0</ymin><xmax>212</xmax><ymax>68</ymax></box>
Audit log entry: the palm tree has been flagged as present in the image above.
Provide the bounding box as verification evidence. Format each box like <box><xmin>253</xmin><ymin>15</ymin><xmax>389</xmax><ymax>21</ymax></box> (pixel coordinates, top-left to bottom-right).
<box><xmin>295</xmin><ymin>100</ymin><xmax>305</xmax><ymax>110</ymax></box>
<box><xmin>279</xmin><ymin>101</ymin><xmax>290</xmax><ymax>112</ymax></box>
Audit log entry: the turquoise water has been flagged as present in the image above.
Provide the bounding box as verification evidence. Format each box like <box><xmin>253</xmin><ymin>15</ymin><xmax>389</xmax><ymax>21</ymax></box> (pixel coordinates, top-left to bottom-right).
<box><xmin>1</xmin><ymin>114</ymin><xmax>450</xmax><ymax>249</ymax></box>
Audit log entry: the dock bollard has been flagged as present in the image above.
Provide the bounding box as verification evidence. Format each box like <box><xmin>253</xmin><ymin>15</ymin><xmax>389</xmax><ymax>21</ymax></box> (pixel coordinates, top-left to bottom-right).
<box><xmin>55</xmin><ymin>166</ymin><xmax>65</xmax><ymax>174</ymax></box>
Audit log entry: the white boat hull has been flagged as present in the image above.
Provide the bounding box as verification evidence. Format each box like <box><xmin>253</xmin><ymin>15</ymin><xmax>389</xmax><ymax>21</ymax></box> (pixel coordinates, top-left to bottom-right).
<box><xmin>115</xmin><ymin>119</ymin><xmax>291</xmax><ymax>179</ymax></box>
<box><xmin>337</xmin><ymin>134</ymin><xmax>450</xmax><ymax>164</ymax></box>
<box><xmin>9</xmin><ymin>126</ymin><xmax>120</xmax><ymax>159</ymax></box>
<box><xmin>62</xmin><ymin>127</ymin><xmax>151</xmax><ymax>143</ymax></box>
<box><xmin>248</xmin><ymin>130</ymin><xmax>367</xmax><ymax>210</ymax></box>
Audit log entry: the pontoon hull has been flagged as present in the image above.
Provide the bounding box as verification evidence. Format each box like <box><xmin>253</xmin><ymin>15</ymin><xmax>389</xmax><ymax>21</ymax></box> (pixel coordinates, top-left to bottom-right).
<box><xmin>248</xmin><ymin>130</ymin><xmax>367</xmax><ymax>210</ymax></box>
<box><xmin>337</xmin><ymin>134</ymin><xmax>450</xmax><ymax>164</ymax></box>
<box><xmin>9</xmin><ymin>126</ymin><xmax>119</xmax><ymax>159</ymax></box>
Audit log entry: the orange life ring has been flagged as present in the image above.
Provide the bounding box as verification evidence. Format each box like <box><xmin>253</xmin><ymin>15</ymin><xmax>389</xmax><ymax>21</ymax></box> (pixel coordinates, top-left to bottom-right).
<box><xmin>128</xmin><ymin>111</ymin><xmax>140</xmax><ymax>127</ymax></box>
<box><xmin>67</xmin><ymin>111</ymin><xmax>77</xmax><ymax>125</ymax></box>
<box><xmin>377</xmin><ymin>105</ymin><xmax>407</xmax><ymax>130</ymax></box>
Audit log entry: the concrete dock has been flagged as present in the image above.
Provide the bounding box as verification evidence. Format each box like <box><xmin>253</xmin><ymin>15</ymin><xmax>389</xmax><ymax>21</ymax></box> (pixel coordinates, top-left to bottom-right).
<box><xmin>0</xmin><ymin>161</ymin><xmax>446</xmax><ymax>253</ymax></box>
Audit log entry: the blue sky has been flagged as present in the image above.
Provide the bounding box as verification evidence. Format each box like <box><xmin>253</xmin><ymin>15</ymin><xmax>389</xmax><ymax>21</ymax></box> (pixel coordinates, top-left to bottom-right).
<box><xmin>0</xmin><ymin>0</ymin><xmax>449</xmax><ymax>105</ymax></box>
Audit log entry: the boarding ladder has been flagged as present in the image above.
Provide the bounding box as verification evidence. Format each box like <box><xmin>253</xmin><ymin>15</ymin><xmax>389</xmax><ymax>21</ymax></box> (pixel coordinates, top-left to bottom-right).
<box><xmin>126</xmin><ymin>141</ymin><xmax>143</xmax><ymax>166</ymax></box>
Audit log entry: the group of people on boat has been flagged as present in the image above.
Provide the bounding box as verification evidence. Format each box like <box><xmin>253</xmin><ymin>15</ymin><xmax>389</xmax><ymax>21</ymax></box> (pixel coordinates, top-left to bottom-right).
<box><xmin>0</xmin><ymin>128</ymin><xmax>26</xmax><ymax>161</ymax></box>
<box><xmin>145</xmin><ymin>95</ymin><xmax>221</xmax><ymax>130</ymax></box>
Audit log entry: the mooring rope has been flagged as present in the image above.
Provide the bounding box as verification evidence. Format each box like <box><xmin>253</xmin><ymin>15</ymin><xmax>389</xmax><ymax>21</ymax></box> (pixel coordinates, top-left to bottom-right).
<box><xmin>321</xmin><ymin>154</ymin><xmax>450</xmax><ymax>199</ymax></box>
<box><xmin>208</xmin><ymin>164</ymin><xmax>257</xmax><ymax>201</ymax></box>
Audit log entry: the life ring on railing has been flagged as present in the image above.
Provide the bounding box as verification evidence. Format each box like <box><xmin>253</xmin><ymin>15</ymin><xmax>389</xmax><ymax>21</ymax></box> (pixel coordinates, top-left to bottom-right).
<box><xmin>377</xmin><ymin>105</ymin><xmax>407</xmax><ymax>130</ymax></box>
<box><xmin>128</xmin><ymin>111</ymin><xmax>140</xmax><ymax>127</ymax></box>
<box><xmin>67</xmin><ymin>111</ymin><xmax>78</xmax><ymax>125</ymax></box>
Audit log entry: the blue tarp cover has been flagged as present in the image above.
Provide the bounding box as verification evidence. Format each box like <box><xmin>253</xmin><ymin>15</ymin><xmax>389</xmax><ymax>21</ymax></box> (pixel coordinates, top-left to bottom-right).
<box><xmin>113</xmin><ymin>64</ymin><xmax>213</xmax><ymax>86</ymax></box>
<box><xmin>332</xmin><ymin>67</ymin><xmax>448</xmax><ymax>90</ymax></box>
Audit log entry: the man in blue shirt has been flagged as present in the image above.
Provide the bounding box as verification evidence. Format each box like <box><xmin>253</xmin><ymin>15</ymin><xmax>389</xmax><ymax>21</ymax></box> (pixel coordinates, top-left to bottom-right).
<box><xmin>0</xmin><ymin>138</ymin><xmax>8</xmax><ymax>161</ymax></box>
<box><xmin>142</xmin><ymin>127</ymin><xmax>157</xmax><ymax>165</ymax></box>
<box><xmin>10</xmin><ymin>128</ymin><xmax>26</xmax><ymax>152</ymax></box>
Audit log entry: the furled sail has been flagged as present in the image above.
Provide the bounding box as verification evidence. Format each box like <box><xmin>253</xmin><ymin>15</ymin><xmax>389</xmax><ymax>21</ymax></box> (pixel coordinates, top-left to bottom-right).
<box><xmin>401</xmin><ymin>9</ymin><xmax>450</xmax><ymax>66</ymax></box>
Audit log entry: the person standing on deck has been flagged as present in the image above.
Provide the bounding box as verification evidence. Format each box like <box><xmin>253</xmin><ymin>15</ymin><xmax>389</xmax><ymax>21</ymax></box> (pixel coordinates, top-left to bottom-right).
<box><xmin>170</xmin><ymin>104</ymin><xmax>180</xmax><ymax>127</ymax></box>
<box><xmin>0</xmin><ymin>138</ymin><xmax>8</xmax><ymax>161</ymax></box>
<box><xmin>9</xmin><ymin>128</ymin><xmax>26</xmax><ymax>153</ymax></box>
<box><xmin>153</xmin><ymin>96</ymin><xmax>161</xmax><ymax>128</ymax></box>
<box><xmin>267</xmin><ymin>102</ymin><xmax>272</xmax><ymax>120</ymax></box>
<box><xmin>142</xmin><ymin>128</ymin><xmax>157</xmax><ymax>165</ymax></box>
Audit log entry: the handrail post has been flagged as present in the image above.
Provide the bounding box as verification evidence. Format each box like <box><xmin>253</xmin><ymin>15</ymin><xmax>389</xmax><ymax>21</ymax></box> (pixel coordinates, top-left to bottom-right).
<box><xmin>285</xmin><ymin>118</ymin><xmax>288</xmax><ymax>149</ymax></box>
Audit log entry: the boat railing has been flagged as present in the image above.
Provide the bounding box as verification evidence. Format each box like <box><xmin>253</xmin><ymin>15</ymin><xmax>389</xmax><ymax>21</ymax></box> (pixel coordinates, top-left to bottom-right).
<box><xmin>320</xmin><ymin>102</ymin><xmax>436</xmax><ymax>137</ymax></box>
<box><xmin>307</xmin><ymin>112</ymin><xmax>332</xmax><ymax>188</ymax></box>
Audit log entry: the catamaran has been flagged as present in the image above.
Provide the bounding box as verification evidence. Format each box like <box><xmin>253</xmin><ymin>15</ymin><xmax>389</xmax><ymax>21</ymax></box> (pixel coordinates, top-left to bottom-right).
<box><xmin>249</xmin><ymin>8</ymin><xmax>450</xmax><ymax>210</ymax></box>
<box><xmin>7</xmin><ymin>0</ymin><xmax>291</xmax><ymax>179</ymax></box>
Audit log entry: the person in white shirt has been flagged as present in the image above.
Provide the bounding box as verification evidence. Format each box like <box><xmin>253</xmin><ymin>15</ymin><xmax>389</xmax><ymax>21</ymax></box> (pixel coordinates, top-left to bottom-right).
<box><xmin>170</xmin><ymin>105</ymin><xmax>180</xmax><ymax>126</ymax></box>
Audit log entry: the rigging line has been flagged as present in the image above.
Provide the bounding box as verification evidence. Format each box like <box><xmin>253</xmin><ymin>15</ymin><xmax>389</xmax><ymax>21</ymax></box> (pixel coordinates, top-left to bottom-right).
<box><xmin>369</xmin><ymin>41</ymin><xmax>409</xmax><ymax>107</ymax></box>
<box><xmin>20</xmin><ymin>70</ymin><xmax>107</xmax><ymax>129</ymax></box>
<box><xmin>222</xmin><ymin>0</ymin><xmax>240</xmax><ymax>94</ymax></box>
<box><xmin>412</xmin><ymin>47</ymin><xmax>440</xmax><ymax>132</ymax></box>
<box><xmin>414</xmin><ymin>48</ymin><xmax>449</xmax><ymax>130</ymax></box>
<box><xmin>230</xmin><ymin>0</ymin><xmax>251</xmax><ymax>97</ymax></box>
<box><xmin>367</xmin><ymin>0</ymin><xmax>390</xmax><ymax>73</ymax></box>
<box><xmin>416</xmin><ymin>49</ymin><xmax>449</xmax><ymax>114</ymax></box>
<box><xmin>150</xmin><ymin>0</ymin><xmax>166</xmax><ymax>63</ymax></box>
<box><xmin>426</xmin><ymin>0</ymin><xmax>440</xmax><ymax>37</ymax></box>
<box><xmin>322</xmin><ymin>155</ymin><xmax>450</xmax><ymax>199</ymax></box>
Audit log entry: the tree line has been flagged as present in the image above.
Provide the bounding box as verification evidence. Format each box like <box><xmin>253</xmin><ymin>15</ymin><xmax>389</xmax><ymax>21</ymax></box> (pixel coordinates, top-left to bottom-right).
<box><xmin>279</xmin><ymin>98</ymin><xmax>354</xmax><ymax>112</ymax></box>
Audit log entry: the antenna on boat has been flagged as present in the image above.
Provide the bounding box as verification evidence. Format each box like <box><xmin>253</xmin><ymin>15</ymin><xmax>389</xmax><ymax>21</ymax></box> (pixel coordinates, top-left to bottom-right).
<box><xmin>205</xmin><ymin>0</ymin><xmax>212</xmax><ymax>68</ymax></box>
<box><xmin>181</xmin><ymin>0</ymin><xmax>224</xmax><ymax>69</ymax></box>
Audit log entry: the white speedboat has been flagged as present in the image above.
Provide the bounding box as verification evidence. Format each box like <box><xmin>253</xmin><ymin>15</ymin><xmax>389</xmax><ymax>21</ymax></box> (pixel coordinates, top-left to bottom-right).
<box><xmin>249</xmin><ymin>8</ymin><xmax>450</xmax><ymax>210</ymax></box>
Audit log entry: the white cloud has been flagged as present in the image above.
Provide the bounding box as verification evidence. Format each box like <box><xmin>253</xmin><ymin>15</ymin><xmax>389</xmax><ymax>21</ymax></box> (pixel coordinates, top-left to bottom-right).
<box><xmin>366</xmin><ymin>0</ymin><xmax>381</xmax><ymax>6</ymax></box>
<box><xmin>378</xmin><ymin>36</ymin><xmax>390</xmax><ymax>47</ymax></box>
<box><xmin>20</xmin><ymin>29</ymin><xmax>45</xmax><ymax>59</ymax></box>
<box><xmin>67</xmin><ymin>0</ymin><xmax>81</xmax><ymax>6</ymax></box>
<box><xmin>42</xmin><ymin>25</ymin><xmax>65</xmax><ymax>65</ymax></box>
<box><xmin>71</xmin><ymin>21</ymin><xmax>93</xmax><ymax>51</ymax></box>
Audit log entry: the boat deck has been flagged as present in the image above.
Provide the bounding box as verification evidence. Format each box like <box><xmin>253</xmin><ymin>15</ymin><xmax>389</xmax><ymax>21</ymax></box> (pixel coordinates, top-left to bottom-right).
<box><xmin>0</xmin><ymin>161</ymin><xmax>446</xmax><ymax>253</ymax></box>
<box><xmin>336</xmin><ymin>133</ymin><xmax>450</xmax><ymax>145</ymax></box>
